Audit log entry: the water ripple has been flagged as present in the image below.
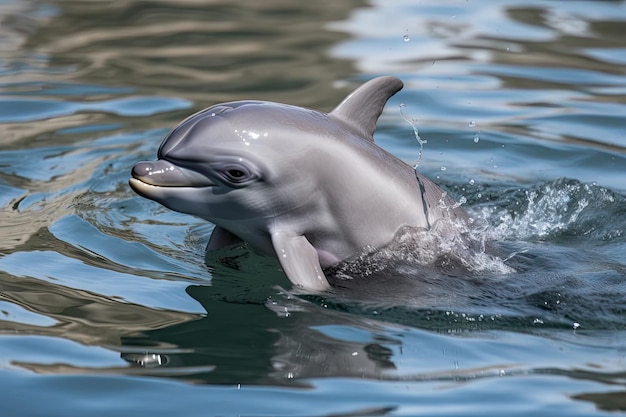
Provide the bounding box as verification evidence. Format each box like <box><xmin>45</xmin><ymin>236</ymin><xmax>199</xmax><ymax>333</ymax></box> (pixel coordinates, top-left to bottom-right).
<box><xmin>0</xmin><ymin>0</ymin><xmax>625</xmax><ymax>415</ymax></box>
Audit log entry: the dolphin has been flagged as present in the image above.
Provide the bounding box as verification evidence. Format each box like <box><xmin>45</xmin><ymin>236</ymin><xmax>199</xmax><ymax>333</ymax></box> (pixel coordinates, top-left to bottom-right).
<box><xmin>129</xmin><ymin>76</ymin><xmax>467</xmax><ymax>291</ymax></box>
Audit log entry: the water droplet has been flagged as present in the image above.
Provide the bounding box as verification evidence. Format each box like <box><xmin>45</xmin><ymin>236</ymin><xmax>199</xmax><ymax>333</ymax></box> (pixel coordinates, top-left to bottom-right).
<box><xmin>403</xmin><ymin>35</ymin><xmax>410</xmax><ymax>42</ymax></box>
<box><xmin>399</xmin><ymin>103</ymin><xmax>425</xmax><ymax>168</ymax></box>
<box><xmin>469</xmin><ymin>121</ymin><xmax>476</xmax><ymax>127</ymax></box>
<box><xmin>473</xmin><ymin>134</ymin><xmax>480</xmax><ymax>143</ymax></box>
<box><xmin>440</xmin><ymin>166</ymin><xmax>447</xmax><ymax>171</ymax></box>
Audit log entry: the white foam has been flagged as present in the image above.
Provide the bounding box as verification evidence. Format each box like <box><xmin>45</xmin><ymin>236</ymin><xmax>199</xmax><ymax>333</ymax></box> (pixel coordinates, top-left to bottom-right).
<box><xmin>469</xmin><ymin>180</ymin><xmax>607</xmax><ymax>241</ymax></box>
<box><xmin>334</xmin><ymin>216</ymin><xmax>515</xmax><ymax>281</ymax></box>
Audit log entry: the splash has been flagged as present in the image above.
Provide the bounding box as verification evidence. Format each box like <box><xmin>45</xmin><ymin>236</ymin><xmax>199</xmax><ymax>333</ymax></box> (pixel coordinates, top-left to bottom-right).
<box><xmin>399</xmin><ymin>103</ymin><xmax>427</xmax><ymax>169</ymax></box>
<box><xmin>332</xmin><ymin>215</ymin><xmax>515</xmax><ymax>282</ymax></box>
<box><xmin>331</xmin><ymin>180</ymin><xmax>623</xmax><ymax>282</ymax></box>
<box><xmin>469</xmin><ymin>179</ymin><xmax>617</xmax><ymax>241</ymax></box>
<box><xmin>438</xmin><ymin>191</ymin><xmax>467</xmax><ymax>211</ymax></box>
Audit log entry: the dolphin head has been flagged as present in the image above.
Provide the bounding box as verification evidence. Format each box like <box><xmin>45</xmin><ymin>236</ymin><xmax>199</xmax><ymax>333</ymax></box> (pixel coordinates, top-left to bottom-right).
<box><xmin>129</xmin><ymin>101</ymin><xmax>324</xmax><ymax>224</ymax></box>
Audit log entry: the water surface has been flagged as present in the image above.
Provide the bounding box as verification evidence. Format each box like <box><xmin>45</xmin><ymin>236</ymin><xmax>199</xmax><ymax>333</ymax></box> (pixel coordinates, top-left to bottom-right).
<box><xmin>1</xmin><ymin>0</ymin><xmax>625</xmax><ymax>416</ymax></box>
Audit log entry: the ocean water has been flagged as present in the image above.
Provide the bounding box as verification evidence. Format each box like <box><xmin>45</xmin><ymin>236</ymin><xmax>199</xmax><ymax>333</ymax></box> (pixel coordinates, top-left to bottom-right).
<box><xmin>1</xmin><ymin>0</ymin><xmax>625</xmax><ymax>416</ymax></box>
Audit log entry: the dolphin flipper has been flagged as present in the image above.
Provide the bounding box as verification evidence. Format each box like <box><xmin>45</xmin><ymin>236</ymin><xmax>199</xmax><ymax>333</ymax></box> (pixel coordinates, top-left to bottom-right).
<box><xmin>330</xmin><ymin>76</ymin><xmax>403</xmax><ymax>141</ymax></box>
<box><xmin>207</xmin><ymin>226</ymin><xmax>243</xmax><ymax>251</ymax></box>
<box><xmin>271</xmin><ymin>232</ymin><xmax>330</xmax><ymax>291</ymax></box>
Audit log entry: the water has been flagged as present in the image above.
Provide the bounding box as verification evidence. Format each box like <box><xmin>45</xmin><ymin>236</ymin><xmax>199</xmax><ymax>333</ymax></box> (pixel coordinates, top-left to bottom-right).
<box><xmin>1</xmin><ymin>0</ymin><xmax>625</xmax><ymax>415</ymax></box>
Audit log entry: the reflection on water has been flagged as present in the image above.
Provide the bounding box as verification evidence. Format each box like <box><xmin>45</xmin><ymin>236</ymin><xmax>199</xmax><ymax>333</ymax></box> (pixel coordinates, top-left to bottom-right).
<box><xmin>21</xmin><ymin>0</ymin><xmax>366</xmax><ymax>108</ymax></box>
<box><xmin>1</xmin><ymin>0</ymin><xmax>626</xmax><ymax>415</ymax></box>
<box><xmin>1</xmin><ymin>273</ymin><xmax>198</xmax><ymax>346</ymax></box>
<box><xmin>333</xmin><ymin>0</ymin><xmax>626</xmax><ymax>192</ymax></box>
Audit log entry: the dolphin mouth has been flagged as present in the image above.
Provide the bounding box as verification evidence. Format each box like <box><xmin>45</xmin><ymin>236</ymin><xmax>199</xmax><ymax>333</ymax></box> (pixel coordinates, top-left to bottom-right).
<box><xmin>130</xmin><ymin>160</ymin><xmax>216</xmax><ymax>188</ymax></box>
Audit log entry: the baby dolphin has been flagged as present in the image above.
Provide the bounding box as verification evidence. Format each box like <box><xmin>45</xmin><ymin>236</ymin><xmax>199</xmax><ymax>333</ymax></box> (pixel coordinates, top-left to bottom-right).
<box><xmin>130</xmin><ymin>76</ymin><xmax>467</xmax><ymax>291</ymax></box>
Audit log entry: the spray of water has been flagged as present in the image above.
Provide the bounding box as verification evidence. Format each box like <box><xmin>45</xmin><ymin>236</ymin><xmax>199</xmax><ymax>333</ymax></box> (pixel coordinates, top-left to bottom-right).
<box><xmin>333</xmin><ymin>212</ymin><xmax>516</xmax><ymax>282</ymax></box>
<box><xmin>373</xmin><ymin>104</ymin><xmax>513</xmax><ymax>277</ymax></box>
<box><xmin>399</xmin><ymin>103</ymin><xmax>427</xmax><ymax>169</ymax></box>
<box><xmin>469</xmin><ymin>180</ymin><xmax>600</xmax><ymax>241</ymax></box>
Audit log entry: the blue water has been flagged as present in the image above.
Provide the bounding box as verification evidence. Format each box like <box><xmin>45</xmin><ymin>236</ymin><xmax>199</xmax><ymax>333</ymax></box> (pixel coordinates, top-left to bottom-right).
<box><xmin>1</xmin><ymin>0</ymin><xmax>625</xmax><ymax>416</ymax></box>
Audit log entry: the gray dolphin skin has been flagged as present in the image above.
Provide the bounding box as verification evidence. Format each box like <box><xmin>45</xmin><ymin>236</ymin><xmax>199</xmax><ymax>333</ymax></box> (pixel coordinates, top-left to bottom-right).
<box><xmin>130</xmin><ymin>76</ymin><xmax>467</xmax><ymax>291</ymax></box>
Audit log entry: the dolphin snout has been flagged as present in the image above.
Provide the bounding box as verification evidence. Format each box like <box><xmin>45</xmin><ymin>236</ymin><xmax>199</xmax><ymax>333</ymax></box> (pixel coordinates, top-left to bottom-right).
<box><xmin>131</xmin><ymin>160</ymin><xmax>214</xmax><ymax>187</ymax></box>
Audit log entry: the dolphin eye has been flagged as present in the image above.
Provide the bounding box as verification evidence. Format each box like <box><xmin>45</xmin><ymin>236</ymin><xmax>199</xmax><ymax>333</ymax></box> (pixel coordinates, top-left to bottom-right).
<box><xmin>211</xmin><ymin>158</ymin><xmax>260</xmax><ymax>187</ymax></box>
<box><xmin>218</xmin><ymin>163</ymin><xmax>258</xmax><ymax>186</ymax></box>
<box><xmin>226</xmin><ymin>169</ymin><xmax>245</xmax><ymax>179</ymax></box>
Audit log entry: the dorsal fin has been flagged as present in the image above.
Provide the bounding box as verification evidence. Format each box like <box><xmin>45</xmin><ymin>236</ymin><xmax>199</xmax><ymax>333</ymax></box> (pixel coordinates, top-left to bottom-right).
<box><xmin>329</xmin><ymin>76</ymin><xmax>403</xmax><ymax>141</ymax></box>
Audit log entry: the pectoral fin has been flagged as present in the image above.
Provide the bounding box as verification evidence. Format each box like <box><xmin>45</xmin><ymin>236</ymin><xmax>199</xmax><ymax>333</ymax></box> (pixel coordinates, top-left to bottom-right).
<box><xmin>271</xmin><ymin>232</ymin><xmax>330</xmax><ymax>291</ymax></box>
<box><xmin>207</xmin><ymin>226</ymin><xmax>243</xmax><ymax>251</ymax></box>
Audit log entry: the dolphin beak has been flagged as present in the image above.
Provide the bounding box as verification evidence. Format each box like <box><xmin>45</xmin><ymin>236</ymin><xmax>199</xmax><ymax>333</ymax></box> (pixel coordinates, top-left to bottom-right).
<box><xmin>130</xmin><ymin>160</ymin><xmax>215</xmax><ymax>190</ymax></box>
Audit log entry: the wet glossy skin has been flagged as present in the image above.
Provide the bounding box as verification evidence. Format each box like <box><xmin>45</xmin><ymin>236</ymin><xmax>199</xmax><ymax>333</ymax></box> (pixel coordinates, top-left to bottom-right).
<box><xmin>130</xmin><ymin>77</ymin><xmax>466</xmax><ymax>291</ymax></box>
